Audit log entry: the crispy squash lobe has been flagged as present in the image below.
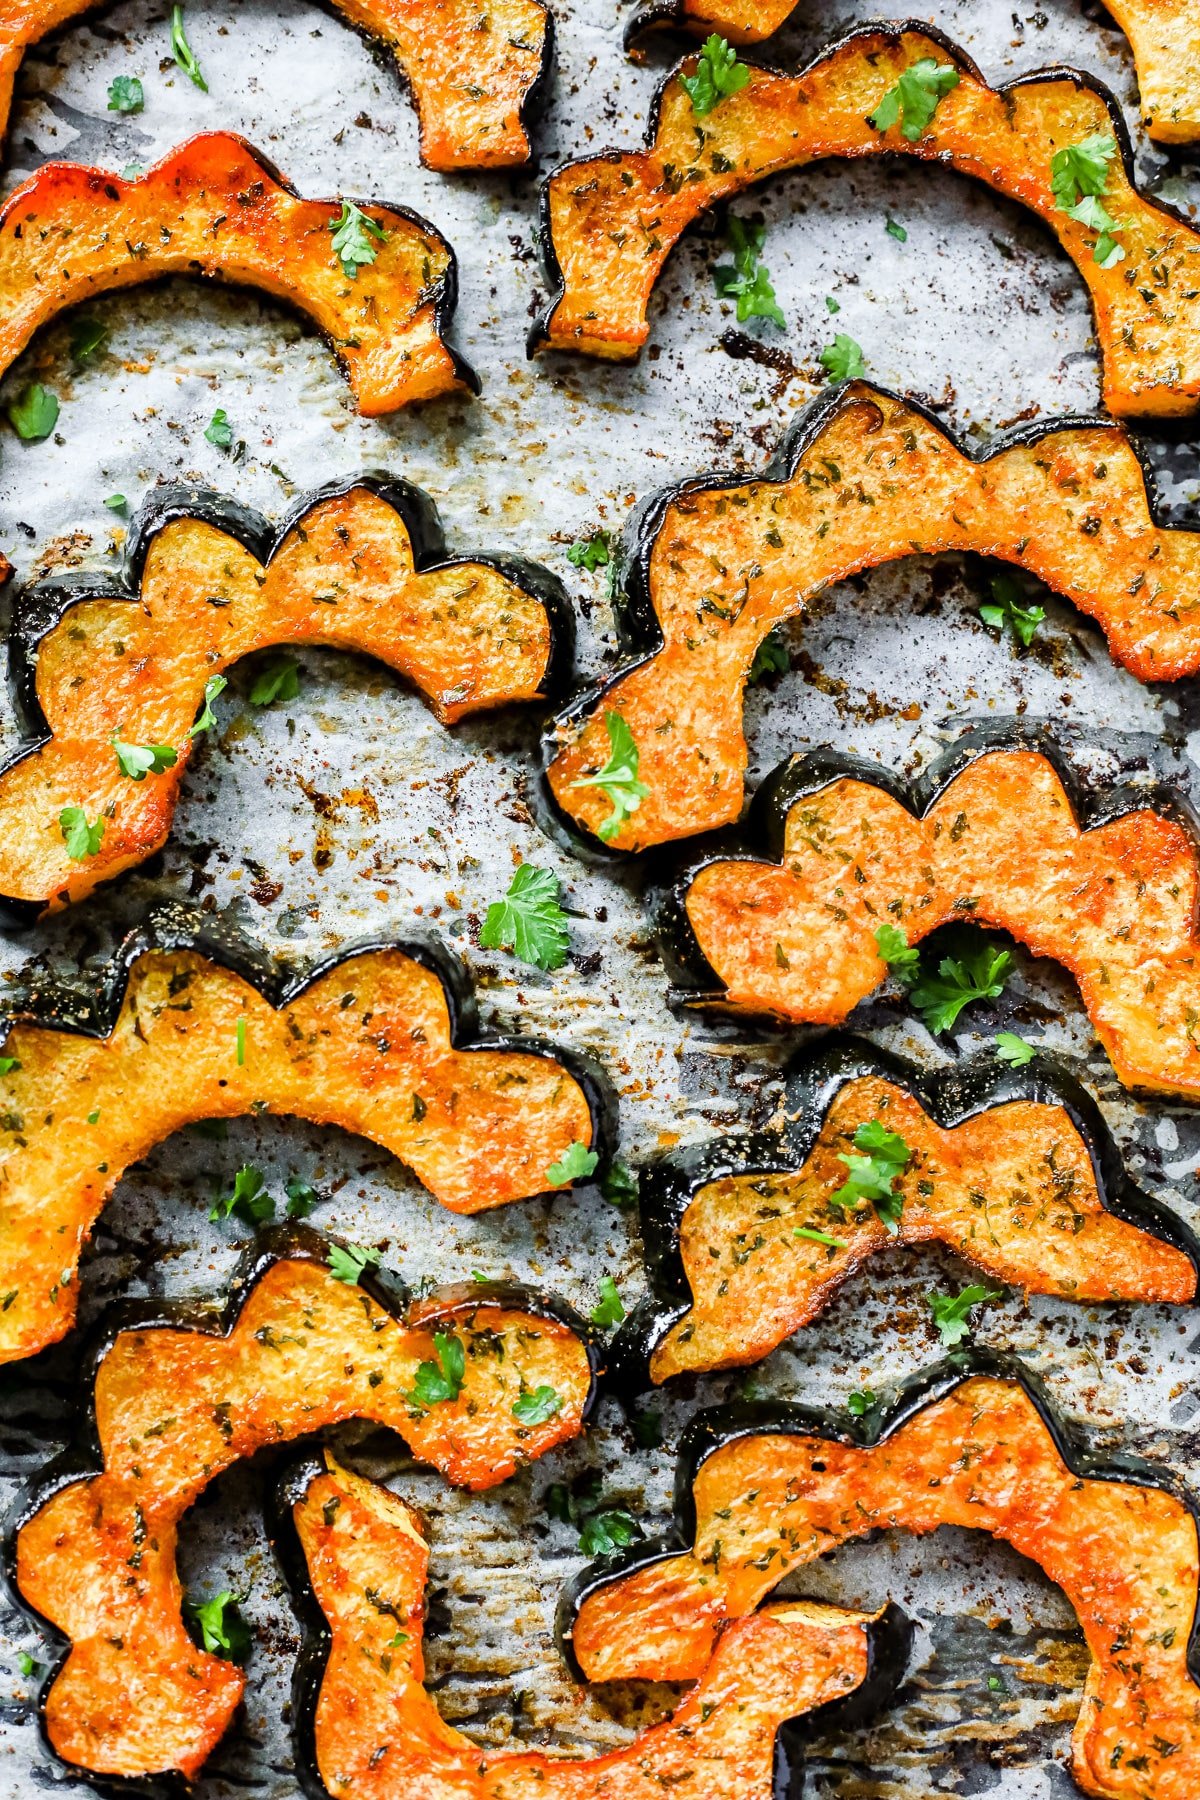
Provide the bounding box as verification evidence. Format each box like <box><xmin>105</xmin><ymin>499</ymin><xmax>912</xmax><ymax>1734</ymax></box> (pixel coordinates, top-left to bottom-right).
<box><xmin>536</xmin><ymin>26</ymin><xmax>1200</xmax><ymax>417</ymax></box>
<box><xmin>0</xmin><ymin>946</ymin><xmax>595</xmax><ymax>1361</ymax></box>
<box><xmin>570</xmin><ymin>1373</ymin><xmax>1200</xmax><ymax>1800</ymax></box>
<box><xmin>0</xmin><ymin>134</ymin><xmax>470</xmax><ymax>413</ymax></box>
<box><xmin>547</xmin><ymin>387</ymin><xmax>1200</xmax><ymax>850</ymax></box>
<box><xmin>15</xmin><ymin>1255</ymin><xmax>593</xmax><ymax>1781</ymax></box>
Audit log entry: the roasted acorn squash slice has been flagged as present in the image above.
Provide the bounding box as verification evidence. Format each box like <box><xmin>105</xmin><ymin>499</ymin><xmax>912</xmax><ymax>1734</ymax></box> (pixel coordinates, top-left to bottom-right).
<box><xmin>9</xmin><ymin>1228</ymin><xmax>598</xmax><ymax>1783</ymax></box>
<box><xmin>667</xmin><ymin>737</ymin><xmax>1200</xmax><ymax>1101</ymax></box>
<box><xmin>0</xmin><ymin>0</ymin><xmax>550</xmax><ymax>170</ymax></box>
<box><xmin>0</xmin><ymin>134</ymin><xmax>474</xmax><ymax>414</ymax></box>
<box><xmin>614</xmin><ymin>1038</ymin><xmax>1198</xmax><ymax>1385</ymax></box>
<box><xmin>2</xmin><ymin>477</ymin><xmax>570</xmax><ymax>913</ymax></box>
<box><xmin>271</xmin><ymin>1449</ymin><xmax>908</xmax><ymax>1800</ymax></box>
<box><xmin>0</xmin><ymin>907</ymin><xmax>608</xmax><ymax>1364</ymax></box>
<box><xmin>565</xmin><ymin>1356</ymin><xmax>1200</xmax><ymax>1800</ymax></box>
<box><xmin>533</xmin><ymin>23</ymin><xmax>1200</xmax><ymax>418</ymax></box>
<box><xmin>545</xmin><ymin>384</ymin><xmax>1200</xmax><ymax>852</ymax></box>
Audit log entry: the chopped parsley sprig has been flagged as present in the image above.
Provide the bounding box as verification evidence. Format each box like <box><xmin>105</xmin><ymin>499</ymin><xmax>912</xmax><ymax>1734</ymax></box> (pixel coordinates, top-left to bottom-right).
<box><xmin>928</xmin><ymin>1283</ymin><xmax>1003</xmax><ymax>1346</ymax></box>
<box><xmin>1049</xmin><ymin>133</ymin><xmax>1125</xmax><ymax>267</ymax></box>
<box><xmin>681</xmin><ymin>35</ymin><xmax>750</xmax><ymax>117</ymax></box>
<box><xmin>829</xmin><ymin>1118</ymin><xmax>911</xmax><ymax>1234</ymax></box>
<box><xmin>713</xmin><ymin>216</ymin><xmax>784</xmax><ymax>328</ymax></box>
<box><xmin>408</xmin><ymin>1331</ymin><xmax>465</xmax><ymax>1407</ymax></box>
<box><xmin>111</xmin><ymin>730</ymin><xmax>177</xmax><ymax>780</ymax></box>
<box><xmin>547</xmin><ymin>1141</ymin><xmax>599</xmax><ymax>1187</ymax></box>
<box><xmin>568</xmin><ymin>710</ymin><xmax>649</xmax><ymax>842</ymax></box>
<box><xmin>480</xmin><ymin>864</ymin><xmax>570</xmax><ymax>971</ymax></box>
<box><xmin>170</xmin><ymin>5</ymin><xmax>207</xmax><ymax>92</ymax></box>
<box><xmin>875</xmin><ymin>923</ymin><xmax>1013</xmax><ymax>1035</ymax></box>
<box><xmin>869</xmin><ymin>58</ymin><xmax>960</xmax><ymax>142</ymax></box>
<box><xmin>330</xmin><ymin>201</ymin><xmax>388</xmax><ymax>280</ymax></box>
<box><xmin>980</xmin><ymin>571</ymin><xmax>1045</xmax><ymax>646</ymax></box>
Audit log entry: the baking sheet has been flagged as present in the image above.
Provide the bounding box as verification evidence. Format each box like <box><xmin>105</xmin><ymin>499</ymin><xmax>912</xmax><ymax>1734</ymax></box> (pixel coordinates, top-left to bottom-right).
<box><xmin>1</xmin><ymin>0</ymin><xmax>1200</xmax><ymax>1794</ymax></box>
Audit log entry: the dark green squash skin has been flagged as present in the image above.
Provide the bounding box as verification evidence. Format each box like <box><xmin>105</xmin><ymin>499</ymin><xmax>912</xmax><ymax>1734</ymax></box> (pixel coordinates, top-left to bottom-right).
<box><xmin>266</xmin><ymin>1443</ymin><xmax>912</xmax><ymax>1800</ymax></box>
<box><xmin>2</xmin><ymin>474</ymin><xmax>574</xmax><ymax>925</ymax></box>
<box><xmin>1</xmin><ymin>1222</ymin><xmax>602</xmax><ymax>1800</ymax></box>
<box><xmin>607</xmin><ymin>1034</ymin><xmax>1200</xmax><ymax>1395</ymax></box>
<box><xmin>532</xmin><ymin>382</ymin><xmax>1181</xmax><ymax>863</ymax></box>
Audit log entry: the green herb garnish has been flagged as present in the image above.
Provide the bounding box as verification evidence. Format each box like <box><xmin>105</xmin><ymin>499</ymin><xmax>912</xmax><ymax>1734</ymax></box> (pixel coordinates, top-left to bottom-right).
<box><xmin>980</xmin><ymin>571</ymin><xmax>1044</xmax><ymax>646</ymax></box>
<box><xmin>327</xmin><ymin>1241</ymin><xmax>380</xmax><ymax>1285</ymax></box>
<box><xmin>107</xmin><ymin>75</ymin><xmax>144</xmax><ymax>113</ymax></box>
<box><xmin>59</xmin><ymin>806</ymin><xmax>104</xmax><ymax>861</ymax></box>
<box><xmin>205</xmin><ymin>408</ymin><xmax>233</xmax><ymax>449</ymax></box>
<box><xmin>111</xmin><ymin>730</ymin><xmax>177</xmax><ymax>779</ymax></box>
<box><xmin>330</xmin><ymin>200</ymin><xmax>387</xmax><ymax>279</ymax></box>
<box><xmin>909</xmin><ymin>939</ymin><xmax>1013</xmax><ymax>1035</ymax></box>
<box><xmin>600</xmin><ymin>1158</ymin><xmax>639</xmax><ymax>1209</ymax></box>
<box><xmin>209</xmin><ymin>1164</ymin><xmax>273</xmax><ymax>1226</ymax></box>
<box><xmin>713</xmin><ymin>216</ymin><xmax>785</xmax><ymax>328</ymax></box>
<box><xmin>829</xmin><ymin>1118</ymin><xmax>911</xmax><ymax>1234</ymax></box>
<box><xmin>190</xmin><ymin>672</ymin><xmax>227</xmax><ymax>736</ymax></box>
<box><xmin>847</xmin><ymin>1388</ymin><xmax>876</xmax><ymax>1417</ymax></box>
<box><xmin>567</xmin><ymin>532</ymin><xmax>612</xmax><ymax>572</ymax></box>
<box><xmin>170</xmin><ymin>5</ymin><xmax>208</xmax><ymax>91</ymax></box>
<box><xmin>513</xmin><ymin>1384</ymin><xmax>563</xmax><ymax>1425</ymax></box>
<box><xmin>184</xmin><ymin>1591</ymin><xmax>250</xmax><ymax>1661</ymax></box>
<box><xmin>547</xmin><ymin>1141</ymin><xmax>599</xmax><ymax>1187</ymax></box>
<box><xmin>579</xmin><ymin>1508</ymin><xmax>640</xmax><ymax>1556</ymax></box>
<box><xmin>1050</xmin><ymin>133</ymin><xmax>1125</xmax><ymax>267</ymax></box>
<box><xmin>869</xmin><ymin>58</ymin><xmax>959</xmax><ymax>142</ymax></box>
<box><xmin>408</xmin><ymin>1331</ymin><xmax>465</xmax><ymax>1407</ymax></box>
<box><xmin>589</xmin><ymin>1274</ymin><xmax>626</xmax><ymax>1327</ymax></box>
<box><xmin>928</xmin><ymin>1283</ymin><xmax>1003</xmax><ymax>1346</ymax></box>
<box><xmin>8</xmin><ymin>384</ymin><xmax>59</xmax><ymax>442</ymax></box>
<box><xmin>249</xmin><ymin>656</ymin><xmax>301</xmax><ymax>707</ymax></box>
<box><xmin>568</xmin><ymin>709</ymin><xmax>649</xmax><ymax>842</ymax></box>
<box><xmin>680</xmin><ymin>34</ymin><xmax>749</xmax><ymax>117</ymax></box>
<box><xmin>818</xmin><ymin>333</ymin><xmax>866</xmax><ymax>381</ymax></box>
<box><xmin>480</xmin><ymin>864</ymin><xmax>570</xmax><ymax>971</ymax></box>
<box><xmin>994</xmin><ymin>1030</ymin><xmax>1035</xmax><ymax>1067</ymax></box>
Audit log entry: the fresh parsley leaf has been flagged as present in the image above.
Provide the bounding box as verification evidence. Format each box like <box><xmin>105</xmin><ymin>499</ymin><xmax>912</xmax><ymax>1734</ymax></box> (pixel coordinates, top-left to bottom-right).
<box><xmin>327</xmin><ymin>1241</ymin><xmax>380</xmax><ymax>1285</ymax></box>
<box><xmin>59</xmin><ymin>806</ymin><xmax>104</xmax><ymax>861</ymax></box>
<box><xmin>885</xmin><ymin>215</ymin><xmax>907</xmax><ymax>242</ymax></box>
<box><xmin>909</xmin><ymin>939</ymin><xmax>1013</xmax><ymax>1035</ymax></box>
<box><xmin>480</xmin><ymin>864</ymin><xmax>570</xmax><ymax>972</ymax></box>
<box><xmin>209</xmin><ymin>1164</ymin><xmax>273</xmax><ymax>1226</ymax></box>
<box><xmin>513</xmin><ymin>1384</ymin><xmax>563</xmax><ymax>1425</ymax></box>
<box><xmin>0</xmin><ymin>1056</ymin><xmax>20</xmax><ymax>1075</ymax></box>
<box><xmin>680</xmin><ymin>33</ymin><xmax>749</xmax><ymax>117</ymax></box>
<box><xmin>601</xmin><ymin>1159</ymin><xmax>639</xmax><ymax>1209</ymax></box>
<box><xmin>71</xmin><ymin>317</ymin><xmax>108</xmax><ymax>362</ymax></box>
<box><xmin>825</xmin><ymin>295</ymin><xmax>840</xmax><ymax>314</ymax></box>
<box><xmin>629</xmin><ymin>1406</ymin><xmax>662</xmax><ymax>1448</ymax></box>
<box><xmin>547</xmin><ymin>1470</ymin><xmax>602</xmax><ymax>1525</ymax></box>
<box><xmin>928</xmin><ymin>1283</ymin><xmax>1003</xmax><ymax>1347</ymax></box>
<box><xmin>713</xmin><ymin>215</ymin><xmax>785</xmax><ymax>328</ymax></box>
<box><xmin>979</xmin><ymin>571</ymin><xmax>1044</xmax><ymax>646</ymax></box>
<box><xmin>8</xmin><ymin>384</ymin><xmax>59</xmax><ymax>442</ymax></box>
<box><xmin>16</xmin><ymin>1651</ymin><xmax>43</xmax><ymax>1679</ymax></box>
<box><xmin>205</xmin><ymin>408</ymin><xmax>233</xmax><ymax>449</ymax></box>
<box><xmin>818</xmin><ymin>333</ymin><xmax>866</xmax><ymax>382</ymax></box>
<box><xmin>330</xmin><ymin>200</ymin><xmax>387</xmax><ymax>279</ymax></box>
<box><xmin>847</xmin><ymin>1388</ymin><xmax>876</xmax><ymax>1417</ymax></box>
<box><xmin>248</xmin><ymin>655</ymin><xmax>301</xmax><ymax>707</ymax></box>
<box><xmin>111</xmin><ymin>730</ymin><xmax>177</xmax><ymax>780</ymax></box>
<box><xmin>830</xmin><ymin>1118</ymin><xmax>911</xmax><ymax>1234</ymax></box>
<box><xmin>567</xmin><ymin>709</ymin><xmax>649</xmax><ymax>842</ymax></box>
<box><xmin>184</xmin><ymin>1591</ymin><xmax>250</xmax><ymax>1661</ymax></box>
<box><xmin>107</xmin><ymin>74</ymin><xmax>144</xmax><ymax>113</ymax></box>
<box><xmin>121</xmin><ymin>161</ymin><xmax>147</xmax><ymax>179</ymax></box>
<box><xmin>590</xmin><ymin>1274</ymin><xmax>626</xmax><ymax>1327</ymax></box>
<box><xmin>285</xmin><ymin>1175</ymin><xmax>318</xmax><ymax>1218</ymax></box>
<box><xmin>170</xmin><ymin>5</ymin><xmax>208</xmax><ymax>91</ymax></box>
<box><xmin>794</xmin><ymin>1224</ymin><xmax>848</xmax><ymax>1249</ymax></box>
<box><xmin>1049</xmin><ymin>134</ymin><xmax>1125</xmax><ymax>265</ymax></box>
<box><xmin>874</xmin><ymin>920</ymin><xmax>920</xmax><ymax>983</ymax></box>
<box><xmin>567</xmin><ymin>532</ymin><xmax>611</xmax><ymax>572</ymax></box>
<box><xmin>236</xmin><ymin>1015</ymin><xmax>246</xmax><ymax>1067</ymax></box>
<box><xmin>869</xmin><ymin>58</ymin><xmax>960</xmax><ymax>142</ymax></box>
<box><xmin>547</xmin><ymin>1140</ymin><xmax>599</xmax><ymax>1186</ymax></box>
<box><xmin>104</xmin><ymin>493</ymin><xmax>128</xmax><ymax>512</ymax></box>
<box><xmin>190</xmin><ymin>672</ymin><xmax>227</xmax><ymax>736</ymax></box>
<box><xmin>408</xmin><ymin>1330</ymin><xmax>465</xmax><ymax>1407</ymax></box>
<box><xmin>578</xmin><ymin>1508</ymin><xmax>640</xmax><ymax>1556</ymax></box>
<box><xmin>748</xmin><ymin>628</ymin><xmax>789</xmax><ymax>684</ymax></box>
<box><xmin>994</xmin><ymin>1030</ymin><xmax>1035</xmax><ymax>1067</ymax></box>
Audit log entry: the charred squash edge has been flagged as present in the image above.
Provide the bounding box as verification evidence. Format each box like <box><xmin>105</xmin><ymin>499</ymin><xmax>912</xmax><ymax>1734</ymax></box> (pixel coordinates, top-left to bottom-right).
<box><xmin>537</xmin><ymin>381</ymin><xmax>1193</xmax><ymax>860</ymax></box>
<box><xmin>266</xmin><ymin>1446</ymin><xmax>914</xmax><ymax>1800</ymax></box>
<box><xmin>655</xmin><ymin>720</ymin><xmax>1200</xmax><ymax>1027</ymax></box>
<box><xmin>0</xmin><ymin>475</ymin><xmax>573</xmax><ymax>922</ymax></box>
<box><xmin>608</xmin><ymin>1034</ymin><xmax>1200</xmax><ymax>1393</ymax></box>
<box><xmin>528</xmin><ymin>18</ymin><xmax>1197</xmax><ymax>413</ymax></box>
<box><xmin>557</xmin><ymin>1348</ymin><xmax>1200</xmax><ymax>1691</ymax></box>
<box><xmin>0</xmin><ymin>0</ymin><xmax>553</xmax><ymax>170</ymax></box>
<box><xmin>0</xmin><ymin>1221</ymin><xmax>601</xmax><ymax>1800</ymax></box>
<box><xmin>0</xmin><ymin>134</ymin><xmax>477</xmax><ymax>409</ymax></box>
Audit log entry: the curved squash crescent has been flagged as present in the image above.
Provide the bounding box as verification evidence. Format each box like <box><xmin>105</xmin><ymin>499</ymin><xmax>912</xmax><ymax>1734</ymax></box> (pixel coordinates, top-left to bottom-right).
<box><xmin>545</xmin><ymin>384</ymin><xmax>1200</xmax><ymax>852</ymax></box>
<box><xmin>624</xmin><ymin>0</ymin><xmax>1200</xmax><ymax>149</ymax></box>
<box><xmin>532</xmin><ymin>22</ymin><xmax>1200</xmax><ymax>418</ymax></box>
<box><xmin>7</xmin><ymin>1229</ymin><xmax>599</xmax><ymax>1784</ymax></box>
<box><xmin>1</xmin><ymin>477</ymin><xmax>571</xmax><ymax>914</ymax></box>
<box><xmin>665</xmin><ymin>734</ymin><xmax>1200</xmax><ymax>1101</ymax></box>
<box><xmin>269</xmin><ymin>1449</ymin><xmax>910</xmax><ymax>1800</ymax></box>
<box><xmin>0</xmin><ymin>0</ymin><xmax>551</xmax><ymax>170</ymax></box>
<box><xmin>563</xmin><ymin>1356</ymin><xmax>1200</xmax><ymax>1800</ymax></box>
<box><xmin>0</xmin><ymin>133</ymin><xmax>475</xmax><ymax>414</ymax></box>
<box><xmin>0</xmin><ymin>905</ymin><xmax>611</xmax><ymax>1364</ymax></box>
<box><xmin>611</xmin><ymin>1038</ymin><xmax>1199</xmax><ymax>1386</ymax></box>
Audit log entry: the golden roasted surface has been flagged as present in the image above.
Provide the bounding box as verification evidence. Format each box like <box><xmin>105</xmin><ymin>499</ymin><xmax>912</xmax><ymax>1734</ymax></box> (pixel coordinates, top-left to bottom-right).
<box><xmin>16</xmin><ymin>1258</ymin><xmax>592</xmax><ymax>1781</ymax></box>
<box><xmin>571</xmin><ymin>1375</ymin><xmax>1200</xmax><ymax>1800</ymax></box>
<box><xmin>539</xmin><ymin>28</ymin><xmax>1200</xmax><ymax>415</ymax></box>
<box><xmin>685</xmin><ymin>749</ymin><xmax>1200</xmax><ymax>1099</ymax></box>
<box><xmin>0</xmin><ymin>947</ymin><xmax>594</xmax><ymax>1361</ymax></box>
<box><xmin>297</xmin><ymin>1454</ymin><xmax>875</xmax><ymax>1799</ymax></box>
<box><xmin>652</xmin><ymin>1073</ymin><xmax>1195</xmax><ymax>1381</ymax></box>
<box><xmin>3</xmin><ymin>487</ymin><xmax>555</xmax><ymax>908</ymax></box>
<box><xmin>547</xmin><ymin>390</ymin><xmax>1200</xmax><ymax>848</ymax></box>
<box><xmin>0</xmin><ymin>134</ymin><xmax>465</xmax><ymax>413</ymax></box>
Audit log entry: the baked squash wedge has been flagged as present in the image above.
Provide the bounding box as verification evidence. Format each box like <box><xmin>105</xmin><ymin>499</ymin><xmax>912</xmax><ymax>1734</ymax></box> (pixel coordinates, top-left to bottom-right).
<box><xmin>0</xmin><ymin>906</ymin><xmax>608</xmax><ymax>1365</ymax></box>
<box><xmin>272</xmin><ymin>1449</ymin><xmax>910</xmax><ymax>1800</ymax></box>
<box><xmin>565</xmin><ymin>1355</ymin><xmax>1200</xmax><ymax>1800</ymax></box>
<box><xmin>533</xmin><ymin>23</ymin><xmax>1200</xmax><ymax>418</ymax></box>
<box><xmin>3</xmin><ymin>477</ymin><xmax>570</xmax><ymax>913</ymax></box>
<box><xmin>668</xmin><ymin>735</ymin><xmax>1200</xmax><ymax>1101</ymax></box>
<box><xmin>0</xmin><ymin>0</ymin><xmax>550</xmax><ymax>169</ymax></box>
<box><xmin>625</xmin><ymin>0</ymin><xmax>1200</xmax><ymax>148</ymax></box>
<box><xmin>9</xmin><ymin>1226</ymin><xmax>598</xmax><ymax>1784</ymax></box>
<box><xmin>545</xmin><ymin>383</ymin><xmax>1200</xmax><ymax>852</ymax></box>
<box><xmin>0</xmin><ymin>134</ymin><xmax>474</xmax><ymax>414</ymax></box>
<box><xmin>614</xmin><ymin>1037</ymin><xmax>1198</xmax><ymax>1386</ymax></box>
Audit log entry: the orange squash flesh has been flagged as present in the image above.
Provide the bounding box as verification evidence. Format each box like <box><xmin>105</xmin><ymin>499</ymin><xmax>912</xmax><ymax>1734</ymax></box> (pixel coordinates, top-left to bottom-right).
<box><xmin>15</xmin><ymin>1255</ymin><xmax>593</xmax><ymax>1782</ymax></box>
<box><xmin>570</xmin><ymin>1374</ymin><xmax>1200</xmax><ymax>1800</ymax></box>
<box><xmin>0</xmin><ymin>134</ymin><xmax>470</xmax><ymax>415</ymax></box>
<box><xmin>653</xmin><ymin>1072</ymin><xmax>1196</xmax><ymax>1382</ymax></box>
<box><xmin>546</xmin><ymin>386</ymin><xmax>1200</xmax><ymax>850</ymax></box>
<box><xmin>684</xmin><ymin>747</ymin><xmax>1200</xmax><ymax>1100</ymax></box>
<box><xmin>0</xmin><ymin>946</ymin><xmax>595</xmax><ymax>1364</ymax></box>
<box><xmin>294</xmin><ymin>1453</ymin><xmax>879</xmax><ymax>1800</ymax></box>
<box><xmin>0</xmin><ymin>0</ymin><xmax>548</xmax><ymax>170</ymax></box>
<box><xmin>5</xmin><ymin>486</ymin><xmax>558</xmax><ymax>910</ymax></box>
<box><xmin>536</xmin><ymin>25</ymin><xmax>1200</xmax><ymax>418</ymax></box>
